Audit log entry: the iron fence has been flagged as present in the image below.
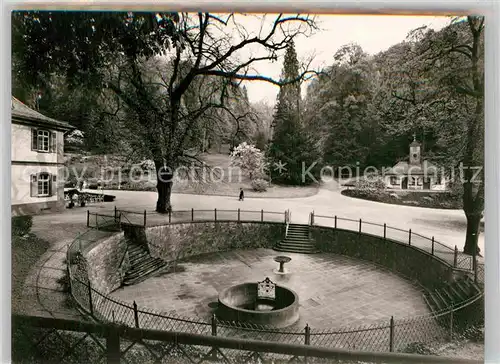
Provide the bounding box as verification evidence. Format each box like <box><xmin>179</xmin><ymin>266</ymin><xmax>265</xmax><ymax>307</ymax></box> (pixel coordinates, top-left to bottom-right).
<box><xmin>12</xmin><ymin>314</ymin><xmax>482</xmax><ymax>364</ymax></box>
<box><xmin>310</xmin><ymin>213</ymin><xmax>482</xmax><ymax>281</ymax></box>
<box><xmin>72</xmin><ymin>208</ymin><xmax>484</xmax><ymax>355</ymax></box>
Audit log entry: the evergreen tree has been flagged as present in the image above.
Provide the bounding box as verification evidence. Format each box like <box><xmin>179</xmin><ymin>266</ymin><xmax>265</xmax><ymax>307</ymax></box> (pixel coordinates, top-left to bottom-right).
<box><xmin>267</xmin><ymin>42</ymin><xmax>321</xmax><ymax>185</ymax></box>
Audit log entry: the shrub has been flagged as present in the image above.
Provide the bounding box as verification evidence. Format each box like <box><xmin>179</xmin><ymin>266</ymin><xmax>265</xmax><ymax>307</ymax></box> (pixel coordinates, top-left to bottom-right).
<box><xmin>251</xmin><ymin>178</ymin><xmax>269</xmax><ymax>192</ymax></box>
<box><xmin>12</xmin><ymin>216</ymin><xmax>33</xmax><ymax>237</ymax></box>
<box><xmin>353</xmin><ymin>177</ymin><xmax>386</xmax><ymax>191</ymax></box>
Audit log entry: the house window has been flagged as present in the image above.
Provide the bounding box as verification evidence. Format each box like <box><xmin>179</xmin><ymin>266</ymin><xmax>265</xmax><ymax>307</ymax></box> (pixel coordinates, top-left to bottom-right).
<box><xmin>390</xmin><ymin>176</ymin><xmax>398</xmax><ymax>185</ymax></box>
<box><xmin>32</xmin><ymin>129</ymin><xmax>57</xmax><ymax>153</ymax></box>
<box><xmin>31</xmin><ymin>173</ymin><xmax>56</xmax><ymax>197</ymax></box>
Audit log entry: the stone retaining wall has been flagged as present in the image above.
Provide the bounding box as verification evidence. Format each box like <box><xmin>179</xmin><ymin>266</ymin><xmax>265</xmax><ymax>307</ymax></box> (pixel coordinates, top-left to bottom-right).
<box><xmin>141</xmin><ymin>222</ymin><xmax>285</xmax><ymax>263</ymax></box>
<box><xmin>311</xmin><ymin>227</ymin><xmax>454</xmax><ymax>289</ymax></box>
<box><xmin>85</xmin><ymin>232</ymin><xmax>130</xmax><ymax>293</ymax></box>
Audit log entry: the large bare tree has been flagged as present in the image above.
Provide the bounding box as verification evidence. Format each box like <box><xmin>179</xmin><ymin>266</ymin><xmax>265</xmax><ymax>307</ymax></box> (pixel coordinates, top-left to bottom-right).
<box><xmin>13</xmin><ymin>11</ymin><xmax>318</xmax><ymax>212</ymax></box>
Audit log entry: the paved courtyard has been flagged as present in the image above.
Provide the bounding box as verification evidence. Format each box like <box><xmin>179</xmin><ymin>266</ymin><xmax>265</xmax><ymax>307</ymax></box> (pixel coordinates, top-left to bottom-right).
<box><xmin>110</xmin><ymin>248</ymin><xmax>430</xmax><ymax>330</ymax></box>
<box><xmin>21</xmin><ymin>180</ymin><xmax>483</xmax><ymax>320</ymax></box>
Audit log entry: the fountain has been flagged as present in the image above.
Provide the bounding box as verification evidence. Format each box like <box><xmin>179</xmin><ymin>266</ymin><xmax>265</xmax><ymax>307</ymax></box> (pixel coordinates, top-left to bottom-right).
<box><xmin>217</xmin><ymin>277</ymin><xmax>299</xmax><ymax>328</ymax></box>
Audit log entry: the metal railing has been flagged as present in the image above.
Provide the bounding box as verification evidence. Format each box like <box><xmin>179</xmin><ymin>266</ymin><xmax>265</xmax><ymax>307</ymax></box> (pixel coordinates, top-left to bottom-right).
<box><xmin>12</xmin><ymin>314</ymin><xmax>482</xmax><ymax>364</ymax></box>
<box><xmin>68</xmin><ymin>209</ymin><xmax>484</xmax><ymax>355</ymax></box>
<box><xmin>310</xmin><ymin>212</ymin><xmax>483</xmax><ymax>283</ymax></box>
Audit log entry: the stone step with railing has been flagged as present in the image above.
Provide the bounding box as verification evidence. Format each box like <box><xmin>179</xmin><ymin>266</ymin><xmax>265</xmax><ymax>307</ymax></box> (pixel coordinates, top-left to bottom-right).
<box><xmin>423</xmin><ymin>276</ymin><xmax>482</xmax><ymax>313</ymax></box>
<box><xmin>274</xmin><ymin>224</ymin><xmax>318</xmax><ymax>254</ymax></box>
<box><xmin>122</xmin><ymin>242</ymin><xmax>167</xmax><ymax>286</ymax></box>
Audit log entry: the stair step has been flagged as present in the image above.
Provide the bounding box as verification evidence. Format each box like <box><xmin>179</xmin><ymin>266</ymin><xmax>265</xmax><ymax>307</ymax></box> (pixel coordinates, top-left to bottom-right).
<box><xmin>125</xmin><ymin>261</ymin><xmax>166</xmax><ymax>281</ymax></box>
<box><xmin>441</xmin><ymin>288</ymin><xmax>456</xmax><ymax>304</ymax></box>
<box><xmin>427</xmin><ymin>292</ymin><xmax>444</xmax><ymax>311</ymax></box>
<box><xmin>434</xmin><ymin>289</ymin><xmax>450</xmax><ymax>309</ymax></box>
<box><xmin>455</xmin><ymin>280</ymin><xmax>471</xmax><ymax>296</ymax></box>
<box><xmin>123</xmin><ymin>264</ymin><xmax>165</xmax><ymax>285</ymax></box>
<box><xmin>446</xmin><ymin>283</ymin><xmax>466</xmax><ymax>302</ymax></box>
<box><xmin>274</xmin><ymin>247</ymin><xmax>318</xmax><ymax>254</ymax></box>
<box><xmin>278</xmin><ymin>239</ymin><xmax>315</xmax><ymax>246</ymax></box>
<box><xmin>130</xmin><ymin>257</ymin><xmax>163</xmax><ymax>273</ymax></box>
<box><xmin>283</xmin><ymin>238</ymin><xmax>311</xmax><ymax>244</ymax></box>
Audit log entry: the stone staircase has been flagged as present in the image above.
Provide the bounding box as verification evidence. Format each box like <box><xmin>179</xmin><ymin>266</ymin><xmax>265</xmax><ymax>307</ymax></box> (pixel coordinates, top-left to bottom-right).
<box><xmin>122</xmin><ymin>242</ymin><xmax>167</xmax><ymax>286</ymax></box>
<box><xmin>423</xmin><ymin>276</ymin><xmax>482</xmax><ymax>312</ymax></box>
<box><xmin>274</xmin><ymin>224</ymin><xmax>317</xmax><ymax>254</ymax></box>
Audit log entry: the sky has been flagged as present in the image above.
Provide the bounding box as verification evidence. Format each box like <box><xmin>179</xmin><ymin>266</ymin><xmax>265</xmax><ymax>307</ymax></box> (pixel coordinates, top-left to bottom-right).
<box><xmin>235</xmin><ymin>15</ymin><xmax>451</xmax><ymax>105</ymax></box>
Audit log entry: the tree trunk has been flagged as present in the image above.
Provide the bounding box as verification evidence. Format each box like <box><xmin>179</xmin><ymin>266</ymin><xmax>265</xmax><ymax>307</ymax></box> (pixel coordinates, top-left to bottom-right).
<box><xmin>155</xmin><ymin>162</ymin><xmax>174</xmax><ymax>213</ymax></box>
<box><xmin>463</xmin><ymin>212</ymin><xmax>481</xmax><ymax>256</ymax></box>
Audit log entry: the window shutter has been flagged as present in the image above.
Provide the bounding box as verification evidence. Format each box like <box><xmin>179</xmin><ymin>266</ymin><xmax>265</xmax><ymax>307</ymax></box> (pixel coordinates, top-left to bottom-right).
<box><xmin>31</xmin><ymin>129</ymin><xmax>38</xmax><ymax>150</ymax></box>
<box><xmin>50</xmin><ymin>132</ymin><xmax>57</xmax><ymax>153</ymax></box>
<box><xmin>51</xmin><ymin>175</ymin><xmax>57</xmax><ymax>196</ymax></box>
<box><xmin>30</xmin><ymin>175</ymin><xmax>38</xmax><ymax>197</ymax></box>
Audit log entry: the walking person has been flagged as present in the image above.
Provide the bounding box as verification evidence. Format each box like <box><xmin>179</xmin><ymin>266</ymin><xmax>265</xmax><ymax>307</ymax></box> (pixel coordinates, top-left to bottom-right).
<box><xmin>239</xmin><ymin>188</ymin><xmax>244</xmax><ymax>201</ymax></box>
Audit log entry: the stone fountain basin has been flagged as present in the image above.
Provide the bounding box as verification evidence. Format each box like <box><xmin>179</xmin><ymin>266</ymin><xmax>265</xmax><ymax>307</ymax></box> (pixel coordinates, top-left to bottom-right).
<box><xmin>217</xmin><ymin>282</ymin><xmax>299</xmax><ymax>328</ymax></box>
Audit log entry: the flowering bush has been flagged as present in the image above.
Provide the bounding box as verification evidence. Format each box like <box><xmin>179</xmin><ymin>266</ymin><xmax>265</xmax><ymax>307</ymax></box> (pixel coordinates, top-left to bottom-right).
<box><xmin>251</xmin><ymin>178</ymin><xmax>269</xmax><ymax>192</ymax></box>
<box><xmin>230</xmin><ymin>142</ymin><xmax>266</xmax><ymax>180</ymax></box>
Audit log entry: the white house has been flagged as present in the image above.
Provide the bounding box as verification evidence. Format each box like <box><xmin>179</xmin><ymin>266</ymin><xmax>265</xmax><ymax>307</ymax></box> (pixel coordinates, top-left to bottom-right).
<box><xmin>384</xmin><ymin>136</ymin><xmax>447</xmax><ymax>191</ymax></box>
<box><xmin>11</xmin><ymin>97</ymin><xmax>73</xmax><ymax>216</ymax></box>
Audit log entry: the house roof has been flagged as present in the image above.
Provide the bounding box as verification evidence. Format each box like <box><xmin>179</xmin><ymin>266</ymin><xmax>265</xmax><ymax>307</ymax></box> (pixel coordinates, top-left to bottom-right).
<box><xmin>385</xmin><ymin>160</ymin><xmax>439</xmax><ymax>176</ymax></box>
<box><xmin>11</xmin><ymin>97</ymin><xmax>74</xmax><ymax>131</ymax></box>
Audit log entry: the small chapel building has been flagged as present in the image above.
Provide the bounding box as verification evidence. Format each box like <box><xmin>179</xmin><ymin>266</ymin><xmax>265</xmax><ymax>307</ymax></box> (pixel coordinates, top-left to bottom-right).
<box><xmin>384</xmin><ymin>136</ymin><xmax>447</xmax><ymax>191</ymax></box>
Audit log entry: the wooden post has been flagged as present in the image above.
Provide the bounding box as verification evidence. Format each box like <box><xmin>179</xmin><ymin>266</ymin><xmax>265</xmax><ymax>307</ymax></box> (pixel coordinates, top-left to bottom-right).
<box><xmin>106</xmin><ymin>325</ymin><xmax>121</xmax><ymax>364</ymax></box>
<box><xmin>87</xmin><ymin>281</ymin><xmax>94</xmax><ymax>316</ymax></box>
<box><xmin>408</xmin><ymin>229</ymin><xmax>412</xmax><ymax>246</ymax></box>
<box><xmin>95</xmin><ymin>213</ymin><xmax>98</xmax><ymax>229</ymax></box>
<box><xmin>191</xmin><ymin>208</ymin><xmax>194</xmax><ymax>221</ymax></box>
<box><xmin>453</xmin><ymin>245</ymin><xmax>458</xmax><ymax>267</ymax></box>
<box><xmin>214</xmin><ymin>208</ymin><xmax>217</xmax><ymax>222</ymax></box>
<box><xmin>238</xmin><ymin>208</ymin><xmax>240</xmax><ymax>222</ymax></box>
<box><xmin>168</xmin><ymin>209</ymin><xmax>171</xmax><ymax>223</ymax></box>
<box><xmin>431</xmin><ymin>237</ymin><xmax>435</xmax><ymax>255</ymax></box>
<box><xmin>87</xmin><ymin>210</ymin><xmax>90</xmax><ymax>227</ymax></box>
<box><xmin>359</xmin><ymin>219</ymin><xmax>362</xmax><ymax>234</ymax></box>
<box><xmin>383</xmin><ymin>223</ymin><xmax>387</xmax><ymax>240</ymax></box>
<box><xmin>261</xmin><ymin>209</ymin><xmax>264</xmax><ymax>222</ymax></box>
<box><xmin>334</xmin><ymin>215</ymin><xmax>337</xmax><ymax>229</ymax></box>
<box><xmin>114</xmin><ymin>206</ymin><xmax>117</xmax><ymax>221</ymax></box>
<box><xmin>143</xmin><ymin>210</ymin><xmax>147</xmax><ymax>227</ymax></box>
<box><xmin>389</xmin><ymin>316</ymin><xmax>394</xmax><ymax>352</ymax></box>
<box><xmin>473</xmin><ymin>253</ymin><xmax>478</xmax><ymax>283</ymax></box>
<box><xmin>311</xmin><ymin>211</ymin><xmax>314</xmax><ymax>226</ymax></box>
<box><xmin>133</xmin><ymin>301</ymin><xmax>139</xmax><ymax>328</ymax></box>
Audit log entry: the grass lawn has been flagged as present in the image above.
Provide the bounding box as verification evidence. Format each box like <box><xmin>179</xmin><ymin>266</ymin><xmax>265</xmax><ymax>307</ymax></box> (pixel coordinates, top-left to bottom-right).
<box><xmin>65</xmin><ymin>153</ymin><xmax>320</xmax><ymax>199</ymax></box>
<box><xmin>12</xmin><ymin>232</ymin><xmax>50</xmax><ymax>313</ymax></box>
<box><xmin>342</xmin><ymin>188</ymin><xmax>462</xmax><ymax>209</ymax></box>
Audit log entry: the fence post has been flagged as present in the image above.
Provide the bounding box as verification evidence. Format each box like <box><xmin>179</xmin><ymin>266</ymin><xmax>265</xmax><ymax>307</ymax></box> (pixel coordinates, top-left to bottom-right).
<box><xmin>143</xmin><ymin>210</ymin><xmax>147</xmax><ymax>227</ymax></box>
<box><xmin>214</xmin><ymin>208</ymin><xmax>217</xmax><ymax>222</ymax></box>
<box><xmin>78</xmin><ymin>232</ymin><xmax>82</xmax><ymax>252</ymax></box>
<box><xmin>431</xmin><ymin>237</ymin><xmax>435</xmax><ymax>255</ymax></box>
<box><xmin>359</xmin><ymin>219</ymin><xmax>362</xmax><ymax>234</ymax></box>
<box><xmin>96</xmin><ymin>213</ymin><xmax>98</xmax><ymax>230</ymax></box>
<box><xmin>334</xmin><ymin>215</ymin><xmax>337</xmax><ymax>229</ymax></box>
<box><xmin>87</xmin><ymin>210</ymin><xmax>90</xmax><ymax>227</ymax></box>
<box><xmin>261</xmin><ymin>209</ymin><xmax>264</xmax><ymax>222</ymax></box>
<box><xmin>87</xmin><ymin>281</ymin><xmax>94</xmax><ymax>316</ymax></box>
<box><xmin>168</xmin><ymin>209</ymin><xmax>172</xmax><ymax>223</ymax></box>
<box><xmin>408</xmin><ymin>229</ymin><xmax>412</xmax><ymax>246</ymax></box>
<box><xmin>211</xmin><ymin>314</ymin><xmax>217</xmax><ymax>336</ymax></box>
<box><xmin>238</xmin><ymin>208</ymin><xmax>240</xmax><ymax>222</ymax></box>
<box><xmin>191</xmin><ymin>208</ymin><xmax>194</xmax><ymax>221</ymax></box>
<box><xmin>311</xmin><ymin>211</ymin><xmax>315</xmax><ymax>226</ymax></box>
<box><xmin>383</xmin><ymin>223</ymin><xmax>386</xmax><ymax>240</ymax></box>
<box><xmin>106</xmin><ymin>325</ymin><xmax>121</xmax><ymax>364</ymax></box>
<box><xmin>389</xmin><ymin>316</ymin><xmax>394</xmax><ymax>352</ymax></box>
<box><xmin>453</xmin><ymin>245</ymin><xmax>458</xmax><ymax>268</ymax></box>
<box><xmin>473</xmin><ymin>253</ymin><xmax>478</xmax><ymax>283</ymax></box>
<box><xmin>449</xmin><ymin>309</ymin><xmax>454</xmax><ymax>340</ymax></box>
<box><xmin>304</xmin><ymin>323</ymin><xmax>310</xmax><ymax>345</ymax></box>
<box><xmin>114</xmin><ymin>206</ymin><xmax>117</xmax><ymax>221</ymax></box>
<box><xmin>133</xmin><ymin>301</ymin><xmax>139</xmax><ymax>328</ymax></box>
